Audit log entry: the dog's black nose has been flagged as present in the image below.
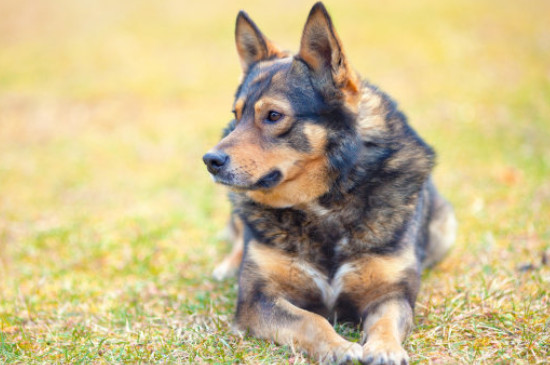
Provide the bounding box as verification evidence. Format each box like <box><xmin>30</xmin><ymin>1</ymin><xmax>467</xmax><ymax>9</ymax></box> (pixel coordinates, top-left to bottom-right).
<box><xmin>203</xmin><ymin>151</ymin><xmax>229</xmax><ymax>175</ymax></box>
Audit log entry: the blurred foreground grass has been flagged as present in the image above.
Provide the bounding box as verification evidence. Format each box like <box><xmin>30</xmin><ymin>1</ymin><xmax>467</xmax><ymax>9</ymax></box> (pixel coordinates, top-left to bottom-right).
<box><xmin>0</xmin><ymin>0</ymin><xmax>549</xmax><ymax>363</ymax></box>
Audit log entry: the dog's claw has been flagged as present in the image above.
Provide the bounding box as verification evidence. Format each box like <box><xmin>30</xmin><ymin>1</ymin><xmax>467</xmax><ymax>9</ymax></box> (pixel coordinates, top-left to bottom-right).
<box><xmin>322</xmin><ymin>341</ymin><xmax>363</xmax><ymax>364</ymax></box>
<box><xmin>362</xmin><ymin>340</ymin><xmax>409</xmax><ymax>365</ymax></box>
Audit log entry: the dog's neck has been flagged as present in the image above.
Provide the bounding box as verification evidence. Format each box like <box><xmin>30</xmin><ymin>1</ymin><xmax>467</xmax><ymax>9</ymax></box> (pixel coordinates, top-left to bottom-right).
<box><xmin>233</xmin><ymin>81</ymin><xmax>435</xmax><ymax>254</ymax></box>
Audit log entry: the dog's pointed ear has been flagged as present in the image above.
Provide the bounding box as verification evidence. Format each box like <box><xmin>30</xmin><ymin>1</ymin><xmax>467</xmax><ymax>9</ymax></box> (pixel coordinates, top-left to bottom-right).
<box><xmin>298</xmin><ymin>2</ymin><xmax>359</xmax><ymax>94</ymax></box>
<box><xmin>235</xmin><ymin>11</ymin><xmax>282</xmax><ymax>72</ymax></box>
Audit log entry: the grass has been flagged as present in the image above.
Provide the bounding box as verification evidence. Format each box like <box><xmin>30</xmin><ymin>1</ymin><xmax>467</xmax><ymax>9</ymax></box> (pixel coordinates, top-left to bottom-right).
<box><xmin>0</xmin><ymin>0</ymin><xmax>549</xmax><ymax>363</ymax></box>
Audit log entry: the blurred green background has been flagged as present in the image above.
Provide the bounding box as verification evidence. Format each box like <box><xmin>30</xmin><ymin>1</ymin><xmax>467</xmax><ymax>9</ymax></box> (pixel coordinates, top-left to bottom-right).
<box><xmin>0</xmin><ymin>0</ymin><xmax>549</xmax><ymax>363</ymax></box>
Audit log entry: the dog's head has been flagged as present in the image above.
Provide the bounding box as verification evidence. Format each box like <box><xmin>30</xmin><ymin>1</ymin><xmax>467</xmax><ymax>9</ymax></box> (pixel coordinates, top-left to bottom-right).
<box><xmin>203</xmin><ymin>2</ymin><xmax>361</xmax><ymax>208</ymax></box>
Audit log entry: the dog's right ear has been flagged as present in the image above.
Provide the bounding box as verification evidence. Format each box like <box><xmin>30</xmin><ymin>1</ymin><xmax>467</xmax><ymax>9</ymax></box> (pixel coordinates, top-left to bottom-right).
<box><xmin>235</xmin><ymin>11</ymin><xmax>282</xmax><ymax>72</ymax></box>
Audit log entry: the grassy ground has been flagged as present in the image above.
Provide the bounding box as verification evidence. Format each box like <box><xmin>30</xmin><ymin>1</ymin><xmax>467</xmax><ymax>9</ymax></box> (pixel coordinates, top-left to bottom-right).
<box><xmin>1</xmin><ymin>0</ymin><xmax>549</xmax><ymax>363</ymax></box>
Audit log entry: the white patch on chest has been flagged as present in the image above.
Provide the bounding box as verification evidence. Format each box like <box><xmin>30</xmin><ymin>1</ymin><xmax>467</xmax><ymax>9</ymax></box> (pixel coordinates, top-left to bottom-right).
<box><xmin>298</xmin><ymin>261</ymin><xmax>356</xmax><ymax>310</ymax></box>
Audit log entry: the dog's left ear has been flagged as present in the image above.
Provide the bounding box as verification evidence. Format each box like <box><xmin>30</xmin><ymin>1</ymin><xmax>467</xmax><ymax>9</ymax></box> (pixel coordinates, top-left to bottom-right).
<box><xmin>298</xmin><ymin>2</ymin><xmax>359</xmax><ymax>95</ymax></box>
<box><xmin>235</xmin><ymin>11</ymin><xmax>283</xmax><ymax>72</ymax></box>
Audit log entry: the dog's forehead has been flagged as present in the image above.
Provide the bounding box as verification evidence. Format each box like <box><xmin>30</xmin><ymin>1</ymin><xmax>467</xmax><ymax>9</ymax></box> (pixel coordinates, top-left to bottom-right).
<box><xmin>235</xmin><ymin>57</ymin><xmax>320</xmax><ymax>115</ymax></box>
<box><xmin>237</xmin><ymin>57</ymin><xmax>292</xmax><ymax>99</ymax></box>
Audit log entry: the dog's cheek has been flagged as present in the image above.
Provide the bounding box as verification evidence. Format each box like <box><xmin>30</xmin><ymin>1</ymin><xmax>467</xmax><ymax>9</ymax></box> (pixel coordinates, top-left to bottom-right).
<box><xmin>303</xmin><ymin>123</ymin><xmax>328</xmax><ymax>155</ymax></box>
<box><xmin>273</xmin><ymin>125</ymin><xmax>327</xmax><ymax>180</ymax></box>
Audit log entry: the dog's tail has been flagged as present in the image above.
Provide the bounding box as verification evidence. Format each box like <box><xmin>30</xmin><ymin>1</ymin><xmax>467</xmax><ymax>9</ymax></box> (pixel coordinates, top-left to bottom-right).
<box><xmin>422</xmin><ymin>183</ymin><xmax>457</xmax><ymax>270</ymax></box>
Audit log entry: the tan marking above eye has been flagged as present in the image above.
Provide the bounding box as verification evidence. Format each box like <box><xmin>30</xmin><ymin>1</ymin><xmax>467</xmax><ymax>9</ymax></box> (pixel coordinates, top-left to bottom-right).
<box><xmin>233</xmin><ymin>98</ymin><xmax>245</xmax><ymax>120</ymax></box>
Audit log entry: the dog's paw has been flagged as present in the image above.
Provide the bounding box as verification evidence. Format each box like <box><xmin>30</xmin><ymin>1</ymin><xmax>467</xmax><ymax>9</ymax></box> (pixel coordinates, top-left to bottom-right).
<box><xmin>362</xmin><ymin>340</ymin><xmax>409</xmax><ymax>365</ymax></box>
<box><xmin>320</xmin><ymin>341</ymin><xmax>363</xmax><ymax>364</ymax></box>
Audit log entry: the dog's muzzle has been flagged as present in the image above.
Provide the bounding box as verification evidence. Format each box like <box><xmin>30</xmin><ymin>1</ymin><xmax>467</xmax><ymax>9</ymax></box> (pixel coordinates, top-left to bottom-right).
<box><xmin>203</xmin><ymin>151</ymin><xmax>282</xmax><ymax>190</ymax></box>
<box><xmin>203</xmin><ymin>151</ymin><xmax>229</xmax><ymax>175</ymax></box>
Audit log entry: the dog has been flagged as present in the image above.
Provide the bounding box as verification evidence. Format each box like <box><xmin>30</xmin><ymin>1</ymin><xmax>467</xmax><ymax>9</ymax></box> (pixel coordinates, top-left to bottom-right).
<box><xmin>203</xmin><ymin>2</ymin><xmax>456</xmax><ymax>363</ymax></box>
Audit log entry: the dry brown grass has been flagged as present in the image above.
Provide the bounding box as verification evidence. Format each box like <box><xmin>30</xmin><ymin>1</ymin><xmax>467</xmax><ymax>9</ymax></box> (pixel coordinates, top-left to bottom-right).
<box><xmin>0</xmin><ymin>0</ymin><xmax>549</xmax><ymax>363</ymax></box>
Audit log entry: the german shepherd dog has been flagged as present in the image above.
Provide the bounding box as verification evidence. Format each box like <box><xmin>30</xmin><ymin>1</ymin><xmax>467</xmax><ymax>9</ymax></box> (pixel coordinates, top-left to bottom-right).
<box><xmin>203</xmin><ymin>2</ymin><xmax>456</xmax><ymax>363</ymax></box>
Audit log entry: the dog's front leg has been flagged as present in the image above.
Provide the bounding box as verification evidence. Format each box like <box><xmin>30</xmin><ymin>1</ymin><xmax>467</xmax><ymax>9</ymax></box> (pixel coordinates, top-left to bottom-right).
<box><xmin>236</xmin><ymin>241</ymin><xmax>363</xmax><ymax>362</ymax></box>
<box><xmin>212</xmin><ymin>215</ymin><xmax>244</xmax><ymax>280</ymax></box>
<box><xmin>361</xmin><ymin>298</ymin><xmax>412</xmax><ymax>365</ymax></box>
<box><xmin>235</xmin><ymin>295</ymin><xmax>362</xmax><ymax>363</ymax></box>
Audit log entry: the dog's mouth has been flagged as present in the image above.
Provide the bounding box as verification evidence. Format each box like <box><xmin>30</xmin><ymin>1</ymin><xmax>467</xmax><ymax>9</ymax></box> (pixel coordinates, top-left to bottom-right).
<box><xmin>214</xmin><ymin>169</ymin><xmax>283</xmax><ymax>191</ymax></box>
<box><xmin>253</xmin><ymin>170</ymin><xmax>282</xmax><ymax>189</ymax></box>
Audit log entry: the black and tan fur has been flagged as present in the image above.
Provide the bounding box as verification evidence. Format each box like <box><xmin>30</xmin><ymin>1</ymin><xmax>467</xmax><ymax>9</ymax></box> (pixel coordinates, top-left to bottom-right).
<box><xmin>203</xmin><ymin>3</ymin><xmax>456</xmax><ymax>363</ymax></box>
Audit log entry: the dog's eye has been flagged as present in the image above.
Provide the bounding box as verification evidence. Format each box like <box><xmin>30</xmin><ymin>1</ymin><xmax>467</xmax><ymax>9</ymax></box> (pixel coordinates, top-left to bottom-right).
<box><xmin>266</xmin><ymin>111</ymin><xmax>283</xmax><ymax>123</ymax></box>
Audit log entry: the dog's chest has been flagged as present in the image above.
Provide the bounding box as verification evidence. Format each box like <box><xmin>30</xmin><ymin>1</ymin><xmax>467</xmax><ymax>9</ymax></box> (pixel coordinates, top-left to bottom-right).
<box><xmin>244</xmin><ymin>202</ymin><xmax>384</xmax><ymax>320</ymax></box>
<box><xmin>243</xmin><ymin>201</ymin><xmax>367</xmax><ymax>266</ymax></box>
<box><xmin>298</xmin><ymin>259</ymin><xmax>356</xmax><ymax>311</ymax></box>
<box><xmin>299</xmin><ymin>203</ymin><xmax>366</xmax><ymax>258</ymax></box>
<box><xmin>288</xmin><ymin>210</ymin><xmax>356</xmax><ymax>269</ymax></box>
